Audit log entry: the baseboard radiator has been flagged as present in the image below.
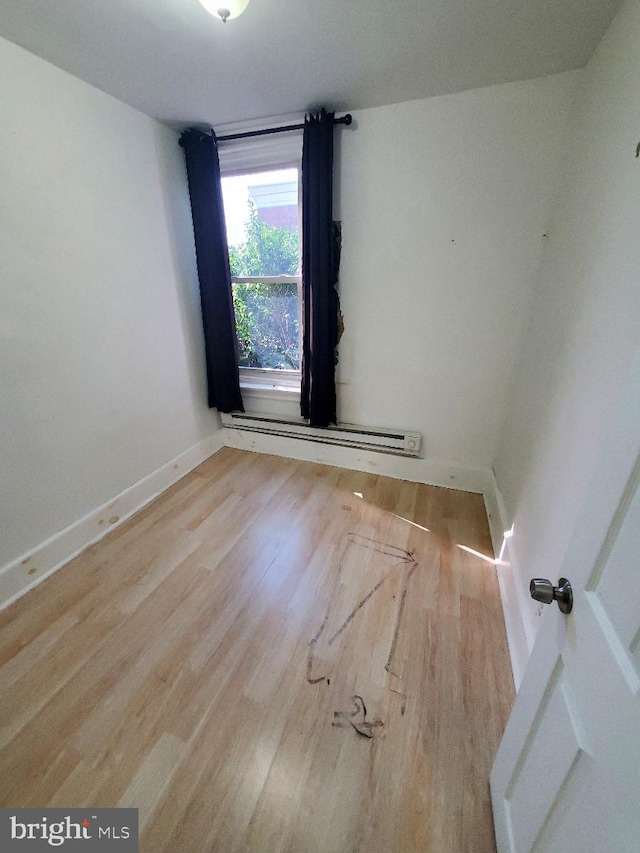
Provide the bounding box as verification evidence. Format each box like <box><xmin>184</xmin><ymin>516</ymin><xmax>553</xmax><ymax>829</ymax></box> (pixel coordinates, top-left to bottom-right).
<box><xmin>221</xmin><ymin>412</ymin><xmax>422</xmax><ymax>457</ymax></box>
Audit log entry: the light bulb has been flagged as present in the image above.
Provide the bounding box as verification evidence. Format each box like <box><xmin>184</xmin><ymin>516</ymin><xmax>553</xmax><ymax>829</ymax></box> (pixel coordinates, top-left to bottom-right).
<box><xmin>197</xmin><ymin>0</ymin><xmax>251</xmax><ymax>22</ymax></box>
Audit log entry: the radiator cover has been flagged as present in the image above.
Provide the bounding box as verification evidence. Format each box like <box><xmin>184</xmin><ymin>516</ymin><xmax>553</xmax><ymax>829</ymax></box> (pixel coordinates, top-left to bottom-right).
<box><xmin>221</xmin><ymin>412</ymin><xmax>422</xmax><ymax>457</ymax></box>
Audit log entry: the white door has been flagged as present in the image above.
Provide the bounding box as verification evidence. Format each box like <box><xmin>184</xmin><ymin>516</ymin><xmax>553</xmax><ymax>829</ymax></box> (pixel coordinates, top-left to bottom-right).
<box><xmin>491</xmin><ymin>356</ymin><xmax>640</xmax><ymax>853</ymax></box>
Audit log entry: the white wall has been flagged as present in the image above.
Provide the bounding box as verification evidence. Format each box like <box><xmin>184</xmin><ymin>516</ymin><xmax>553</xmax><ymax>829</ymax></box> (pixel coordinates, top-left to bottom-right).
<box><xmin>493</xmin><ymin>0</ymin><xmax>640</xmax><ymax>665</ymax></box>
<box><xmin>334</xmin><ymin>72</ymin><xmax>581</xmax><ymax>468</ymax></box>
<box><xmin>0</xmin><ymin>37</ymin><xmax>218</xmax><ymax>576</ymax></box>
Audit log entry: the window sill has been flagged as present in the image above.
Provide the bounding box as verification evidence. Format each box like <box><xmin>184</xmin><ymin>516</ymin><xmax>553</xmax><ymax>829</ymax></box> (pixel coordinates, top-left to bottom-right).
<box><xmin>239</xmin><ymin>368</ymin><xmax>301</xmax><ymax>403</ymax></box>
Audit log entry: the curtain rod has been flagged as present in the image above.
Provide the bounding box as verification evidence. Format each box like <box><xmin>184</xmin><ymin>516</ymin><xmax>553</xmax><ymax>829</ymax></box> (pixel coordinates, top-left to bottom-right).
<box><xmin>217</xmin><ymin>114</ymin><xmax>352</xmax><ymax>143</ymax></box>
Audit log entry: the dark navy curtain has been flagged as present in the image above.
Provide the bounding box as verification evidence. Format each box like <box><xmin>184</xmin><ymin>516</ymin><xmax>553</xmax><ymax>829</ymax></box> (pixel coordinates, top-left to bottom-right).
<box><xmin>301</xmin><ymin>109</ymin><xmax>340</xmax><ymax>427</ymax></box>
<box><xmin>180</xmin><ymin>128</ymin><xmax>244</xmax><ymax>413</ymax></box>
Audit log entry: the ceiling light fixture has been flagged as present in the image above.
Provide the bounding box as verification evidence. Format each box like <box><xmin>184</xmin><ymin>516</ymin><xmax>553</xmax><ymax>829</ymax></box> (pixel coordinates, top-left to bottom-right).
<box><xmin>197</xmin><ymin>0</ymin><xmax>251</xmax><ymax>23</ymax></box>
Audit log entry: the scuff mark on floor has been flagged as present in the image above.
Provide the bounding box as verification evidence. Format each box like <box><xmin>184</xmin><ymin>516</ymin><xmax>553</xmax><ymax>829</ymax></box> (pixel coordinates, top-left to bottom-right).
<box><xmin>347</xmin><ymin>533</ymin><xmax>415</xmax><ymax>563</ymax></box>
<box><xmin>306</xmin><ymin>533</ymin><xmax>420</xmax><ymax>728</ymax></box>
<box><xmin>389</xmin><ymin>687</ymin><xmax>407</xmax><ymax>716</ymax></box>
<box><xmin>306</xmin><ymin>638</ymin><xmax>327</xmax><ymax>685</ymax></box>
<box><xmin>332</xmin><ymin>695</ymin><xmax>383</xmax><ymax>739</ymax></box>
<box><xmin>327</xmin><ymin>575</ymin><xmax>391</xmax><ymax>646</ymax></box>
<box><xmin>385</xmin><ymin>559</ymin><xmax>419</xmax><ymax>678</ymax></box>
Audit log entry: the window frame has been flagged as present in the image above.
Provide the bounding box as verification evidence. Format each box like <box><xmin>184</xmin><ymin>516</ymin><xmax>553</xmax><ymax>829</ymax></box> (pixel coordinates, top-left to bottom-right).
<box><xmin>218</xmin><ymin>129</ymin><xmax>303</xmax><ymax>400</ymax></box>
<box><xmin>231</xmin><ymin>273</ymin><xmax>302</xmax><ymax>385</ymax></box>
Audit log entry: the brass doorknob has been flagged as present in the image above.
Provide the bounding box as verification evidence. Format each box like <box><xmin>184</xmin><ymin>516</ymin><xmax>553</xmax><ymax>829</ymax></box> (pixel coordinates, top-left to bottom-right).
<box><xmin>529</xmin><ymin>578</ymin><xmax>573</xmax><ymax>614</ymax></box>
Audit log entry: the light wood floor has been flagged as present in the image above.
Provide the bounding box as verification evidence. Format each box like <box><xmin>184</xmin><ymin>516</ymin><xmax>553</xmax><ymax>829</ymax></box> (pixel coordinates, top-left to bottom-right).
<box><xmin>0</xmin><ymin>448</ymin><xmax>514</xmax><ymax>852</ymax></box>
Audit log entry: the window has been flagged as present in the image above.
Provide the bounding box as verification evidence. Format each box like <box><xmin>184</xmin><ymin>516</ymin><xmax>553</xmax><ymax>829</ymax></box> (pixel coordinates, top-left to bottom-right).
<box><xmin>187</xmin><ymin>113</ymin><xmax>338</xmax><ymax>423</ymax></box>
<box><xmin>217</xmin><ymin>127</ymin><xmax>303</xmax><ymax>412</ymax></box>
<box><xmin>221</xmin><ymin>167</ymin><xmax>302</xmax><ymax>376</ymax></box>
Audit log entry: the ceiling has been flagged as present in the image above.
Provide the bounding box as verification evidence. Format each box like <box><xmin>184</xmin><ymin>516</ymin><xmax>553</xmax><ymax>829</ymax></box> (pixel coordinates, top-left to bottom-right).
<box><xmin>0</xmin><ymin>0</ymin><xmax>621</xmax><ymax>129</ymax></box>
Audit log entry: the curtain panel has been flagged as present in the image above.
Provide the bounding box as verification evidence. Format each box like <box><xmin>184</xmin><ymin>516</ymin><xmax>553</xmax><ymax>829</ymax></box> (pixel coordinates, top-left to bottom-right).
<box><xmin>180</xmin><ymin>129</ymin><xmax>244</xmax><ymax>413</ymax></box>
<box><xmin>300</xmin><ymin>109</ymin><xmax>340</xmax><ymax>427</ymax></box>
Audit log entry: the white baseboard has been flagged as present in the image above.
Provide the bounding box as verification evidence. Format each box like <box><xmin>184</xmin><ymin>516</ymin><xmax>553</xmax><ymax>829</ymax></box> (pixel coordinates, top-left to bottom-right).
<box><xmin>222</xmin><ymin>427</ymin><xmax>495</xmax><ymax>494</ymax></box>
<box><xmin>483</xmin><ymin>472</ymin><xmax>531</xmax><ymax>691</ymax></box>
<box><xmin>0</xmin><ymin>433</ymin><xmax>224</xmax><ymax>612</ymax></box>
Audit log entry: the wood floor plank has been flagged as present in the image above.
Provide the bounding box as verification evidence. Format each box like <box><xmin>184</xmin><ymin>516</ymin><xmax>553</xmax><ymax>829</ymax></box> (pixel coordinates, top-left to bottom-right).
<box><xmin>0</xmin><ymin>447</ymin><xmax>514</xmax><ymax>852</ymax></box>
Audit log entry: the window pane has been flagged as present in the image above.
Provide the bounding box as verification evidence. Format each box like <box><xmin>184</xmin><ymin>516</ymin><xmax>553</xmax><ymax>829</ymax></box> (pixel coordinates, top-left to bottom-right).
<box><xmin>232</xmin><ymin>281</ymin><xmax>300</xmax><ymax>370</ymax></box>
<box><xmin>221</xmin><ymin>168</ymin><xmax>300</xmax><ymax>277</ymax></box>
